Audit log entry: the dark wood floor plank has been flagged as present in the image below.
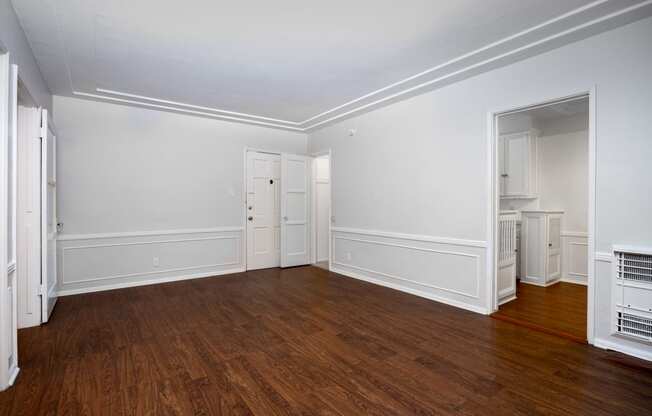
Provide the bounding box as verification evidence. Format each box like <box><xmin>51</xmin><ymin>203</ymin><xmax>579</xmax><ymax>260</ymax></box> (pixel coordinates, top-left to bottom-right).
<box><xmin>493</xmin><ymin>281</ymin><xmax>587</xmax><ymax>341</ymax></box>
<box><xmin>1</xmin><ymin>266</ymin><xmax>650</xmax><ymax>415</ymax></box>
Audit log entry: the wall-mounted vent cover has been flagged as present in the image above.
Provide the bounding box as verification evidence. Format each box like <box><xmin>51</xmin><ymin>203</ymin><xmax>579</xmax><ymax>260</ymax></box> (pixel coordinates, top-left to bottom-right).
<box><xmin>613</xmin><ymin>247</ymin><xmax>652</xmax><ymax>343</ymax></box>
<box><xmin>616</xmin><ymin>312</ymin><xmax>652</xmax><ymax>342</ymax></box>
<box><xmin>616</xmin><ymin>251</ymin><xmax>652</xmax><ymax>284</ymax></box>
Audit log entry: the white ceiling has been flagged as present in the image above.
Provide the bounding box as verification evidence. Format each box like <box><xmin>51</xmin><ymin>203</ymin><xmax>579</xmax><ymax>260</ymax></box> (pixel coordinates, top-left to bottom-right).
<box><xmin>12</xmin><ymin>0</ymin><xmax>652</xmax><ymax>130</ymax></box>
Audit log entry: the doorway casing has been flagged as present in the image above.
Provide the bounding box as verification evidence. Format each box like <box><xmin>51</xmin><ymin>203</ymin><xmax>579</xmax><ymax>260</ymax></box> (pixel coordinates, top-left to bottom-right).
<box><xmin>486</xmin><ymin>87</ymin><xmax>596</xmax><ymax>344</ymax></box>
<box><xmin>310</xmin><ymin>150</ymin><xmax>332</xmax><ymax>271</ymax></box>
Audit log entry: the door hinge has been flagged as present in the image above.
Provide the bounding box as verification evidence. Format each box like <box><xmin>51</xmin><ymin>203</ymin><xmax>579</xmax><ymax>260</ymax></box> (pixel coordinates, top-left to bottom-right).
<box><xmin>39</xmin><ymin>284</ymin><xmax>47</xmax><ymax>296</ymax></box>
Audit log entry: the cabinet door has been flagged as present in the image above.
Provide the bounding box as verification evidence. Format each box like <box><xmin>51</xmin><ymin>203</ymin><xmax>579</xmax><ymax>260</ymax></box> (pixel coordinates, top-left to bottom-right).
<box><xmin>546</xmin><ymin>214</ymin><xmax>562</xmax><ymax>282</ymax></box>
<box><xmin>522</xmin><ymin>213</ymin><xmax>546</xmax><ymax>284</ymax></box>
<box><xmin>504</xmin><ymin>134</ymin><xmax>529</xmax><ymax>196</ymax></box>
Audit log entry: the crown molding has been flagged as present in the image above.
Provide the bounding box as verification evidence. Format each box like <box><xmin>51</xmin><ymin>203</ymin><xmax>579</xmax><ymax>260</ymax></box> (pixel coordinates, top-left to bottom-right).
<box><xmin>63</xmin><ymin>0</ymin><xmax>652</xmax><ymax>133</ymax></box>
<box><xmin>72</xmin><ymin>91</ymin><xmax>304</xmax><ymax>132</ymax></box>
<box><xmin>95</xmin><ymin>88</ymin><xmax>300</xmax><ymax>126</ymax></box>
<box><xmin>300</xmin><ymin>0</ymin><xmax>652</xmax><ymax>131</ymax></box>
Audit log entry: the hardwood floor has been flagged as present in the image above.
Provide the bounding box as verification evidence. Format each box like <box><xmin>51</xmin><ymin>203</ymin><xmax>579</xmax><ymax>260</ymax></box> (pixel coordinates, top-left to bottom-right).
<box><xmin>1</xmin><ymin>266</ymin><xmax>650</xmax><ymax>415</ymax></box>
<box><xmin>493</xmin><ymin>281</ymin><xmax>587</xmax><ymax>342</ymax></box>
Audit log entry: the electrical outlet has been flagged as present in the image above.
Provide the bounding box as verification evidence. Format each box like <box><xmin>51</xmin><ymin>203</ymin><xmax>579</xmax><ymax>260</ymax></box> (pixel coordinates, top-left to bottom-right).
<box><xmin>153</xmin><ymin>257</ymin><xmax>159</xmax><ymax>267</ymax></box>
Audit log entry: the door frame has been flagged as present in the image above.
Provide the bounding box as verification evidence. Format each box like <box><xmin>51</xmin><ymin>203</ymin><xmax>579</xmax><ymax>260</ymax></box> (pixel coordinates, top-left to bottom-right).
<box><xmin>486</xmin><ymin>87</ymin><xmax>596</xmax><ymax>344</ymax></box>
<box><xmin>310</xmin><ymin>149</ymin><xmax>332</xmax><ymax>270</ymax></box>
<box><xmin>0</xmin><ymin>45</ymin><xmax>17</xmax><ymax>391</ymax></box>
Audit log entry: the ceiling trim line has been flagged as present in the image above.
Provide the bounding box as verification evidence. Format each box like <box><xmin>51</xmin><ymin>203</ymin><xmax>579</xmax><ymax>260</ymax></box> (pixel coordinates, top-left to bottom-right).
<box><xmin>95</xmin><ymin>88</ymin><xmax>300</xmax><ymax>126</ymax></box>
<box><xmin>302</xmin><ymin>0</ymin><xmax>652</xmax><ymax>131</ymax></box>
<box><xmin>73</xmin><ymin>91</ymin><xmax>306</xmax><ymax>132</ymax></box>
<box><xmin>296</xmin><ymin>0</ymin><xmax>612</xmax><ymax>125</ymax></box>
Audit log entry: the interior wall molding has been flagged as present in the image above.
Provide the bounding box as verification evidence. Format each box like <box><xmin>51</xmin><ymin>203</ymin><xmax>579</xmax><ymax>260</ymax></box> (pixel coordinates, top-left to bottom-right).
<box><xmin>57</xmin><ymin>267</ymin><xmax>245</xmax><ymax>297</ymax></box>
<box><xmin>95</xmin><ymin>88</ymin><xmax>300</xmax><ymax>126</ymax></box>
<box><xmin>561</xmin><ymin>231</ymin><xmax>589</xmax><ymax>238</ymax></box>
<box><xmin>58</xmin><ymin>228</ymin><xmax>244</xmax><ymax>295</ymax></box>
<box><xmin>60</xmin><ymin>234</ymin><xmax>241</xmax><ymax>285</ymax></box>
<box><xmin>57</xmin><ymin>226</ymin><xmax>244</xmax><ymax>241</ymax></box>
<box><xmin>330</xmin><ymin>266</ymin><xmax>487</xmax><ymax>315</ymax></box>
<box><xmin>331</xmin><ymin>226</ymin><xmax>487</xmax><ymax>248</ymax></box>
<box><xmin>331</xmin><ymin>228</ymin><xmax>484</xmax><ymax>304</ymax></box>
<box><xmin>72</xmin><ymin>91</ymin><xmax>304</xmax><ymax>132</ymax></box>
<box><xmin>61</xmin><ymin>0</ymin><xmax>652</xmax><ymax>132</ymax></box>
<box><xmin>595</xmin><ymin>251</ymin><xmax>613</xmax><ymax>262</ymax></box>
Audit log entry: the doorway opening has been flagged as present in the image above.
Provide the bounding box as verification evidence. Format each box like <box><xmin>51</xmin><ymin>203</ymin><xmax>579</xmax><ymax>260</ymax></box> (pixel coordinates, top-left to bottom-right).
<box><xmin>490</xmin><ymin>94</ymin><xmax>593</xmax><ymax>343</ymax></box>
<box><xmin>311</xmin><ymin>153</ymin><xmax>330</xmax><ymax>270</ymax></box>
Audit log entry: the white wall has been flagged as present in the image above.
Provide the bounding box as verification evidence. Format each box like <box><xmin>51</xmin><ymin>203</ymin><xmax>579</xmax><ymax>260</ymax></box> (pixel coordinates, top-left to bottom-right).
<box><xmin>54</xmin><ymin>96</ymin><xmax>307</xmax><ymax>294</ymax></box>
<box><xmin>309</xmin><ymin>17</ymin><xmax>652</xmax><ymax>360</ymax></box>
<box><xmin>538</xmin><ymin>113</ymin><xmax>589</xmax><ymax>233</ymax></box>
<box><xmin>0</xmin><ymin>0</ymin><xmax>50</xmax><ymax>110</ymax></box>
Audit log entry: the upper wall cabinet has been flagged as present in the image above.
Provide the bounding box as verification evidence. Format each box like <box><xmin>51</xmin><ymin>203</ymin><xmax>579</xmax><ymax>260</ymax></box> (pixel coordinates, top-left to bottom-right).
<box><xmin>499</xmin><ymin>129</ymin><xmax>538</xmax><ymax>199</ymax></box>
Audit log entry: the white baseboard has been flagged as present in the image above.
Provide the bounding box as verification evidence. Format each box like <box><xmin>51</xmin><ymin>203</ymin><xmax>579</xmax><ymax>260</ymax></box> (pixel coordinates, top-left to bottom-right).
<box><xmin>57</xmin><ymin>267</ymin><xmax>245</xmax><ymax>296</ymax></box>
<box><xmin>498</xmin><ymin>294</ymin><xmax>517</xmax><ymax>305</ymax></box>
<box><xmin>331</xmin><ymin>266</ymin><xmax>488</xmax><ymax>315</ymax></box>
<box><xmin>593</xmin><ymin>337</ymin><xmax>652</xmax><ymax>362</ymax></box>
<box><xmin>561</xmin><ymin>277</ymin><xmax>588</xmax><ymax>286</ymax></box>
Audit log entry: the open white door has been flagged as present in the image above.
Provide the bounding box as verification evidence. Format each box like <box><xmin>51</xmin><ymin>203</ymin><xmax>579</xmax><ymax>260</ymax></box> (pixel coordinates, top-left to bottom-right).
<box><xmin>280</xmin><ymin>154</ymin><xmax>311</xmax><ymax>267</ymax></box>
<box><xmin>40</xmin><ymin>109</ymin><xmax>57</xmax><ymax>323</ymax></box>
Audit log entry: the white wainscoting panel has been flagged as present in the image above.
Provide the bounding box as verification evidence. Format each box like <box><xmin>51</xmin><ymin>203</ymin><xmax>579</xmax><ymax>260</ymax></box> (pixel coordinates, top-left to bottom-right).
<box><xmin>57</xmin><ymin>227</ymin><xmax>244</xmax><ymax>295</ymax></box>
<box><xmin>561</xmin><ymin>231</ymin><xmax>588</xmax><ymax>285</ymax></box>
<box><xmin>330</xmin><ymin>227</ymin><xmax>488</xmax><ymax>314</ymax></box>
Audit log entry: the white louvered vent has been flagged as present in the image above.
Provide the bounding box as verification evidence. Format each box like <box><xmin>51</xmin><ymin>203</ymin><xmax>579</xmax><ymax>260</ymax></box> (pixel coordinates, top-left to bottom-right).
<box><xmin>616</xmin><ymin>251</ymin><xmax>652</xmax><ymax>284</ymax></box>
<box><xmin>613</xmin><ymin>247</ymin><xmax>652</xmax><ymax>343</ymax></box>
<box><xmin>616</xmin><ymin>312</ymin><xmax>652</xmax><ymax>342</ymax></box>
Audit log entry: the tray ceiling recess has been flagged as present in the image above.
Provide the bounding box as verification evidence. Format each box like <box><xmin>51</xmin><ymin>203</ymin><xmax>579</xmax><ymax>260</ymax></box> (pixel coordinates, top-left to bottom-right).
<box><xmin>12</xmin><ymin>0</ymin><xmax>652</xmax><ymax>131</ymax></box>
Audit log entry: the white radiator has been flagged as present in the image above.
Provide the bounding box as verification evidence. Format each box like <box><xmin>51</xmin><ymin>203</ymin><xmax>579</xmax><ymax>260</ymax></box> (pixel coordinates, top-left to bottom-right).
<box><xmin>499</xmin><ymin>212</ymin><xmax>518</xmax><ymax>267</ymax></box>
<box><xmin>497</xmin><ymin>212</ymin><xmax>518</xmax><ymax>304</ymax></box>
<box><xmin>613</xmin><ymin>246</ymin><xmax>652</xmax><ymax>343</ymax></box>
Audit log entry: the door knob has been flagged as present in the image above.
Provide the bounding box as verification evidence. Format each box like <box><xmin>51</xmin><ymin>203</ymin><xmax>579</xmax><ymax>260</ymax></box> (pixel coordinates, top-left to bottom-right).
<box><xmin>248</xmin><ymin>216</ymin><xmax>253</xmax><ymax>221</ymax></box>
<box><xmin>283</xmin><ymin>216</ymin><xmax>288</xmax><ymax>221</ymax></box>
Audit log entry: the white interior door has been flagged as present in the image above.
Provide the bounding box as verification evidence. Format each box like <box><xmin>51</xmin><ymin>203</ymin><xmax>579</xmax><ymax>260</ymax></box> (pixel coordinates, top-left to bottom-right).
<box><xmin>40</xmin><ymin>109</ymin><xmax>57</xmax><ymax>323</ymax></box>
<box><xmin>246</xmin><ymin>151</ymin><xmax>281</xmax><ymax>270</ymax></box>
<box><xmin>281</xmin><ymin>154</ymin><xmax>311</xmax><ymax>268</ymax></box>
<box><xmin>17</xmin><ymin>105</ymin><xmax>42</xmax><ymax>329</ymax></box>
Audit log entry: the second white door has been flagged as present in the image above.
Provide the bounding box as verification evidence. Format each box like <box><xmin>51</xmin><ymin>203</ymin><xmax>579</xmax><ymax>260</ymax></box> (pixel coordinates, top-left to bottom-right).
<box><xmin>281</xmin><ymin>154</ymin><xmax>311</xmax><ymax>267</ymax></box>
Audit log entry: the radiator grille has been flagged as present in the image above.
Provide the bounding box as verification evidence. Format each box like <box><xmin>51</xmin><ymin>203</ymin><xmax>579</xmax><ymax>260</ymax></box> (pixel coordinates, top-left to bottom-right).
<box><xmin>616</xmin><ymin>252</ymin><xmax>652</xmax><ymax>284</ymax></box>
<box><xmin>617</xmin><ymin>312</ymin><xmax>652</xmax><ymax>341</ymax></box>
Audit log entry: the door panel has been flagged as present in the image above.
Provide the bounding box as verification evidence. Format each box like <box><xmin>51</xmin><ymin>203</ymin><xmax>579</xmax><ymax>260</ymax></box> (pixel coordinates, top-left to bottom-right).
<box><xmin>40</xmin><ymin>109</ymin><xmax>57</xmax><ymax>323</ymax></box>
<box><xmin>504</xmin><ymin>134</ymin><xmax>528</xmax><ymax>196</ymax></box>
<box><xmin>246</xmin><ymin>152</ymin><xmax>280</xmax><ymax>270</ymax></box>
<box><xmin>281</xmin><ymin>154</ymin><xmax>311</xmax><ymax>267</ymax></box>
<box><xmin>546</xmin><ymin>215</ymin><xmax>562</xmax><ymax>282</ymax></box>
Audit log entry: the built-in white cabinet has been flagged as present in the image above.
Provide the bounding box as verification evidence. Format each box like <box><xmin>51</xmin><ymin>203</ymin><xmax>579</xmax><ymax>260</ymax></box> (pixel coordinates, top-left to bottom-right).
<box><xmin>499</xmin><ymin>130</ymin><xmax>538</xmax><ymax>199</ymax></box>
<box><xmin>520</xmin><ymin>210</ymin><xmax>563</xmax><ymax>286</ymax></box>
